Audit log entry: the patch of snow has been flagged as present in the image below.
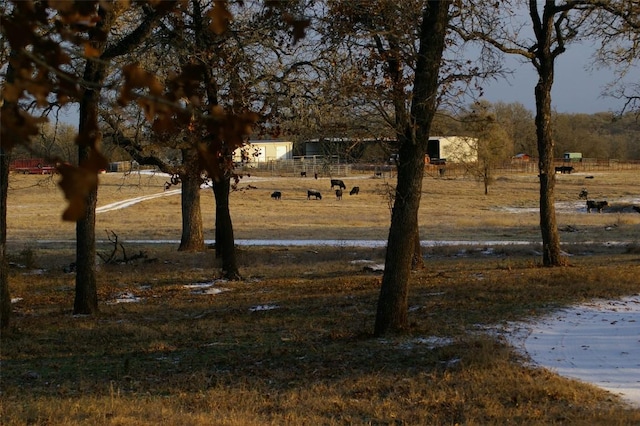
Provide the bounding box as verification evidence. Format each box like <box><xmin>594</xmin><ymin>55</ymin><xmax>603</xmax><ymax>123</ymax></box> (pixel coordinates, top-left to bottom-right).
<box><xmin>183</xmin><ymin>281</ymin><xmax>230</xmax><ymax>295</ymax></box>
<box><xmin>23</xmin><ymin>269</ymin><xmax>46</xmax><ymax>275</ymax></box>
<box><xmin>96</xmin><ymin>189</ymin><xmax>181</xmax><ymax>213</ymax></box>
<box><xmin>11</xmin><ymin>297</ymin><xmax>23</xmax><ymax>304</ymax></box>
<box><xmin>397</xmin><ymin>336</ymin><xmax>454</xmax><ymax>350</ymax></box>
<box><xmin>183</xmin><ymin>282</ymin><xmax>216</xmax><ymax>289</ymax></box>
<box><xmin>498</xmin><ymin>295</ymin><xmax>640</xmax><ymax>408</ymax></box>
<box><xmin>107</xmin><ymin>292</ymin><xmax>142</xmax><ymax>304</ymax></box>
<box><xmin>362</xmin><ymin>263</ymin><xmax>385</xmax><ymax>272</ymax></box>
<box><xmin>249</xmin><ymin>304</ymin><xmax>279</xmax><ymax>312</ymax></box>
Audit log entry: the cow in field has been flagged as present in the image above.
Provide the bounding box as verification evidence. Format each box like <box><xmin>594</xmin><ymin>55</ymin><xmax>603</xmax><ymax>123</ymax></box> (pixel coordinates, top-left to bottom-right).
<box><xmin>307</xmin><ymin>190</ymin><xmax>322</xmax><ymax>200</ymax></box>
<box><xmin>586</xmin><ymin>200</ymin><xmax>608</xmax><ymax>213</ymax></box>
<box><xmin>555</xmin><ymin>165</ymin><xmax>574</xmax><ymax>174</ymax></box>
<box><xmin>349</xmin><ymin>186</ymin><xmax>360</xmax><ymax>195</ymax></box>
<box><xmin>300</xmin><ymin>171</ymin><xmax>307</xmax><ymax>177</ymax></box>
<box><xmin>633</xmin><ymin>206</ymin><xmax>640</xmax><ymax>214</ymax></box>
<box><xmin>330</xmin><ymin>179</ymin><xmax>346</xmax><ymax>190</ymax></box>
<box><xmin>578</xmin><ymin>188</ymin><xmax>588</xmax><ymax>199</ymax></box>
<box><xmin>335</xmin><ymin>189</ymin><xmax>343</xmax><ymax>200</ymax></box>
<box><xmin>271</xmin><ymin>191</ymin><xmax>282</xmax><ymax>200</ymax></box>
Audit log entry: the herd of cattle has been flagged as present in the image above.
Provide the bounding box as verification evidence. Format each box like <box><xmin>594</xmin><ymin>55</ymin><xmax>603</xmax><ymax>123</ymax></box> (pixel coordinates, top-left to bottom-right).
<box><xmin>271</xmin><ymin>175</ymin><xmax>639</xmax><ymax>214</ymax></box>
<box><xmin>270</xmin><ymin>178</ymin><xmax>360</xmax><ymax>201</ymax></box>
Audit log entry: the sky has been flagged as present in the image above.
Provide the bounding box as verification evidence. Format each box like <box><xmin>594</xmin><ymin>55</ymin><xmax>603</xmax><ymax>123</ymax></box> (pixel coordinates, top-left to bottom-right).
<box><xmin>56</xmin><ymin>40</ymin><xmax>634</xmax><ymax>127</ymax></box>
<box><xmin>479</xmin><ymin>43</ymin><xmax>633</xmax><ymax>115</ymax></box>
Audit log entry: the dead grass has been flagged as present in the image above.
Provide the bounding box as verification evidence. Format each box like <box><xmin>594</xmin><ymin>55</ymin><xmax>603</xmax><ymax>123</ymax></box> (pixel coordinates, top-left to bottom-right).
<box><xmin>3</xmin><ymin>246</ymin><xmax>640</xmax><ymax>425</ymax></box>
<box><xmin>7</xmin><ymin>168</ymin><xmax>640</xmax><ymax>245</ymax></box>
<box><xmin>3</xmin><ymin>168</ymin><xmax>640</xmax><ymax>424</ymax></box>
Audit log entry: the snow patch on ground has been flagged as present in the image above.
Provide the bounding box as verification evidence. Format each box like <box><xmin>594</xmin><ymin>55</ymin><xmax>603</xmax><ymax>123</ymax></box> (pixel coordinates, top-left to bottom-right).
<box><xmin>183</xmin><ymin>281</ymin><xmax>230</xmax><ymax>295</ymax></box>
<box><xmin>107</xmin><ymin>292</ymin><xmax>143</xmax><ymax>304</ymax></box>
<box><xmin>249</xmin><ymin>304</ymin><xmax>279</xmax><ymax>312</ymax></box>
<box><xmin>494</xmin><ymin>295</ymin><xmax>640</xmax><ymax>408</ymax></box>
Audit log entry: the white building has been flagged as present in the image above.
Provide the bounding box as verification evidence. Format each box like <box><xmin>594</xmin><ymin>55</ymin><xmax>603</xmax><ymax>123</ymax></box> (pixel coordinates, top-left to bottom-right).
<box><xmin>233</xmin><ymin>140</ymin><xmax>293</xmax><ymax>163</ymax></box>
<box><xmin>427</xmin><ymin>136</ymin><xmax>477</xmax><ymax>163</ymax></box>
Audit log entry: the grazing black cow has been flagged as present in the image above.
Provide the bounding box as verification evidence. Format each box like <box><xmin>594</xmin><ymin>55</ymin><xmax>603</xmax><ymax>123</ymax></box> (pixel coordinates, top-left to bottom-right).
<box><xmin>578</xmin><ymin>188</ymin><xmax>588</xmax><ymax>199</ymax></box>
<box><xmin>270</xmin><ymin>191</ymin><xmax>282</xmax><ymax>200</ymax></box>
<box><xmin>330</xmin><ymin>179</ymin><xmax>346</xmax><ymax>190</ymax></box>
<box><xmin>586</xmin><ymin>200</ymin><xmax>608</xmax><ymax>213</ymax></box>
<box><xmin>633</xmin><ymin>206</ymin><xmax>640</xmax><ymax>214</ymax></box>
<box><xmin>307</xmin><ymin>190</ymin><xmax>322</xmax><ymax>200</ymax></box>
<box><xmin>335</xmin><ymin>189</ymin><xmax>343</xmax><ymax>200</ymax></box>
<box><xmin>349</xmin><ymin>186</ymin><xmax>360</xmax><ymax>195</ymax></box>
<box><xmin>314</xmin><ymin>173</ymin><xmax>318</xmax><ymax>179</ymax></box>
<box><xmin>300</xmin><ymin>171</ymin><xmax>307</xmax><ymax>177</ymax></box>
<box><xmin>555</xmin><ymin>166</ymin><xmax>574</xmax><ymax>174</ymax></box>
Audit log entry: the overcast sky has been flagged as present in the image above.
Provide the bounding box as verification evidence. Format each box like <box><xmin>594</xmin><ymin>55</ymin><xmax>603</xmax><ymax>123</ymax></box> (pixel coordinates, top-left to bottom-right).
<box><xmin>478</xmin><ymin>43</ymin><xmax>634</xmax><ymax>115</ymax></box>
<box><xmin>57</xmin><ymin>41</ymin><xmax>634</xmax><ymax>126</ymax></box>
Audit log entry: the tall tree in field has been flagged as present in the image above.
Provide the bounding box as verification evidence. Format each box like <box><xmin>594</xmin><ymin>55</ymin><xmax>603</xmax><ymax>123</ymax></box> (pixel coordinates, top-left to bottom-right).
<box><xmin>456</xmin><ymin>1</ymin><xmax>602</xmax><ymax>266</ymax></box>
<box><xmin>493</xmin><ymin>102</ymin><xmax>536</xmax><ymax>157</ymax></box>
<box><xmin>2</xmin><ymin>1</ymin><xmax>309</xmax><ymax>299</ymax></box>
<box><xmin>101</xmin><ymin>111</ymin><xmax>207</xmax><ymax>253</ymax></box>
<box><xmin>73</xmin><ymin>3</ymin><xmax>170</xmax><ymax>314</ymax></box>
<box><xmin>327</xmin><ymin>0</ymin><xmax>453</xmax><ymax>336</ymax></box>
<box><xmin>326</xmin><ymin>0</ymin><xmax>497</xmax><ymax>335</ymax></box>
<box><xmin>156</xmin><ymin>0</ymin><xmax>312</xmax><ymax>278</ymax></box>
<box><xmin>1</xmin><ymin>1</ymin><xmax>170</xmax><ymax>314</ymax></box>
<box><xmin>460</xmin><ymin>101</ymin><xmax>513</xmax><ymax>195</ymax></box>
<box><xmin>0</xmin><ymin>38</ymin><xmax>17</xmax><ymax>328</ymax></box>
<box><xmin>375</xmin><ymin>1</ymin><xmax>452</xmax><ymax>335</ymax></box>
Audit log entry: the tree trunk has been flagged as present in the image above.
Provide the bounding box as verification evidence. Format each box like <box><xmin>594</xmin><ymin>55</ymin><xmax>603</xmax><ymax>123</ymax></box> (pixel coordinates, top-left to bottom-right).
<box><xmin>0</xmin><ymin>57</ymin><xmax>17</xmax><ymax>330</ymax></box>
<box><xmin>212</xmin><ymin>177</ymin><xmax>241</xmax><ymax>280</ymax></box>
<box><xmin>74</xmin><ymin>155</ymin><xmax>99</xmax><ymax>314</ymax></box>
<box><xmin>73</xmin><ymin>11</ymin><xmax>106</xmax><ymax>315</ymax></box>
<box><xmin>0</xmin><ymin>146</ymin><xmax>10</xmax><ymax>329</ymax></box>
<box><xmin>535</xmin><ymin>77</ymin><xmax>563</xmax><ymax>266</ymax></box>
<box><xmin>534</xmin><ymin>8</ymin><xmax>564</xmax><ymax>267</ymax></box>
<box><xmin>411</xmin><ymin>230</ymin><xmax>424</xmax><ymax>270</ymax></box>
<box><xmin>374</xmin><ymin>0</ymin><xmax>451</xmax><ymax>337</ymax></box>
<box><xmin>178</xmin><ymin>150</ymin><xmax>205</xmax><ymax>252</ymax></box>
<box><xmin>376</xmin><ymin>142</ymin><xmax>426</xmax><ymax>335</ymax></box>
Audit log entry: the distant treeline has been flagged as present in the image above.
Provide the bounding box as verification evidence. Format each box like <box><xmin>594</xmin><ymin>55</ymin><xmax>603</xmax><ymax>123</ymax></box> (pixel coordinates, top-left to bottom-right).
<box><xmin>431</xmin><ymin>104</ymin><xmax>640</xmax><ymax>161</ymax></box>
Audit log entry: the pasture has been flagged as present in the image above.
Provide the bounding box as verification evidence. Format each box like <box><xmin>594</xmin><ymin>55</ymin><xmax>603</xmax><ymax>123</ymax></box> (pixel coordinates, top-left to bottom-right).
<box><xmin>2</xmin><ymin>167</ymin><xmax>640</xmax><ymax>424</ymax></box>
<box><xmin>6</xmin><ymin>166</ymin><xmax>640</xmax><ymax>245</ymax></box>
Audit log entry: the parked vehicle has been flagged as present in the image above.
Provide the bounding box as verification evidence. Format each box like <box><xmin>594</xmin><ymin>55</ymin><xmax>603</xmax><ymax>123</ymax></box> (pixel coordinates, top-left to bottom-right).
<box><xmin>9</xmin><ymin>158</ymin><xmax>56</xmax><ymax>174</ymax></box>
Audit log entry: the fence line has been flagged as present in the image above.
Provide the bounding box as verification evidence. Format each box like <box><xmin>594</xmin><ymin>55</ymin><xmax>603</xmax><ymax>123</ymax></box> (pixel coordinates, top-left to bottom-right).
<box><xmin>233</xmin><ymin>157</ymin><xmax>640</xmax><ymax>178</ymax></box>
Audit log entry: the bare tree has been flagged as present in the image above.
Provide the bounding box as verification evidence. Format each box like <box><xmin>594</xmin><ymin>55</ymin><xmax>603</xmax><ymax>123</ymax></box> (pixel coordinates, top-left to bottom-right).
<box><xmin>324</xmin><ymin>1</ymin><xmax>500</xmax><ymax>335</ymax></box>
<box><xmin>591</xmin><ymin>1</ymin><xmax>640</xmax><ymax>116</ymax></box>
<box><xmin>455</xmin><ymin>1</ymin><xmax>606</xmax><ymax>266</ymax></box>
<box><xmin>460</xmin><ymin>101</ymin><xmax>513</xmax><ymax>195</ymax></box>
<box><xmin>493</xmin><ymin>102</ymin><xmax>537</xmax><ymax>156</ymax></box>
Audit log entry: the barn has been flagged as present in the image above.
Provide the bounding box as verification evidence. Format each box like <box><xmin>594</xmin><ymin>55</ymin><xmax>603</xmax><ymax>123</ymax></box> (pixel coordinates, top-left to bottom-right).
<box><xmin>427</xmin><ymin>136</ymin><xmax>477</xmax><ymax>163</ymax></box>
<box><xmin>233</xmin><ymin>140</ymin><xmax>293</xmax><ymax>164</ymax></box>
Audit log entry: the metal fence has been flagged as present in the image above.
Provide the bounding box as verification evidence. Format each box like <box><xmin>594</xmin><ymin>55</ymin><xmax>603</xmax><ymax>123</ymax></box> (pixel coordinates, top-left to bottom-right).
<box><xmin>234</xmin><ymin>157</ymin><xmax>640</xmax><ymax>178</ymax></box>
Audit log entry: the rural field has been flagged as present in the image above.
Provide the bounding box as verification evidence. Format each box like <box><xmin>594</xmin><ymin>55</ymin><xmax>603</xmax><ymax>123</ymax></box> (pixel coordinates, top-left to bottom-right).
<box><xmin>2</xmin><ymin>166</ymin><xmax>640</xmax><ymax>425</ymax></box>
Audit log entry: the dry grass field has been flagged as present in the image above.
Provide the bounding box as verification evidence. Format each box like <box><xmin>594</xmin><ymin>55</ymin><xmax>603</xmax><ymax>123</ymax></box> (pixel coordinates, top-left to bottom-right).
<box><xmin>6</xmin><ymin>166</ymin><xmax>640</xmax><ymax>245</ymax></box>
<box><xmin>2</xmin><ymin>167</ymin><xmax>640</xmax><ymax>425</ymax></box>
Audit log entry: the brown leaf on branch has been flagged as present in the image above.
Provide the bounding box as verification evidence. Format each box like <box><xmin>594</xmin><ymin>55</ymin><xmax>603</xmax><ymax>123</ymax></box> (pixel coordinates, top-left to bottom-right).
<box><xmin>83</xmin><ymin>42</ymin><xmax>101</xmax><ymax>58</ymax></box>
<box><xmin>57</xmin><ymin>162</ymin><xmax>99</xmax><ymax>221</ymax></box>
<box><xmin>283</xmin><ymin>13</ymin><xmax>310</xmax><ymax>45</ymax></box>
<box><xmin>119</xmin><ymin>62</ymin><xmax>164</xmax><ymax>105</ymax></box>
<box><xmin>0</xmin><ymin>105</ymin><xmax>46</xmax><ymax>150</ymax></box>
<box><xmin>198</xmin><ymin>109</ymin><xmax>259</xmax><ymax>181</ymax></box>
<box><xmin>208</xmin><ymin>1</ymin><xmax>232</xmax><ymax>35</ymax></box>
